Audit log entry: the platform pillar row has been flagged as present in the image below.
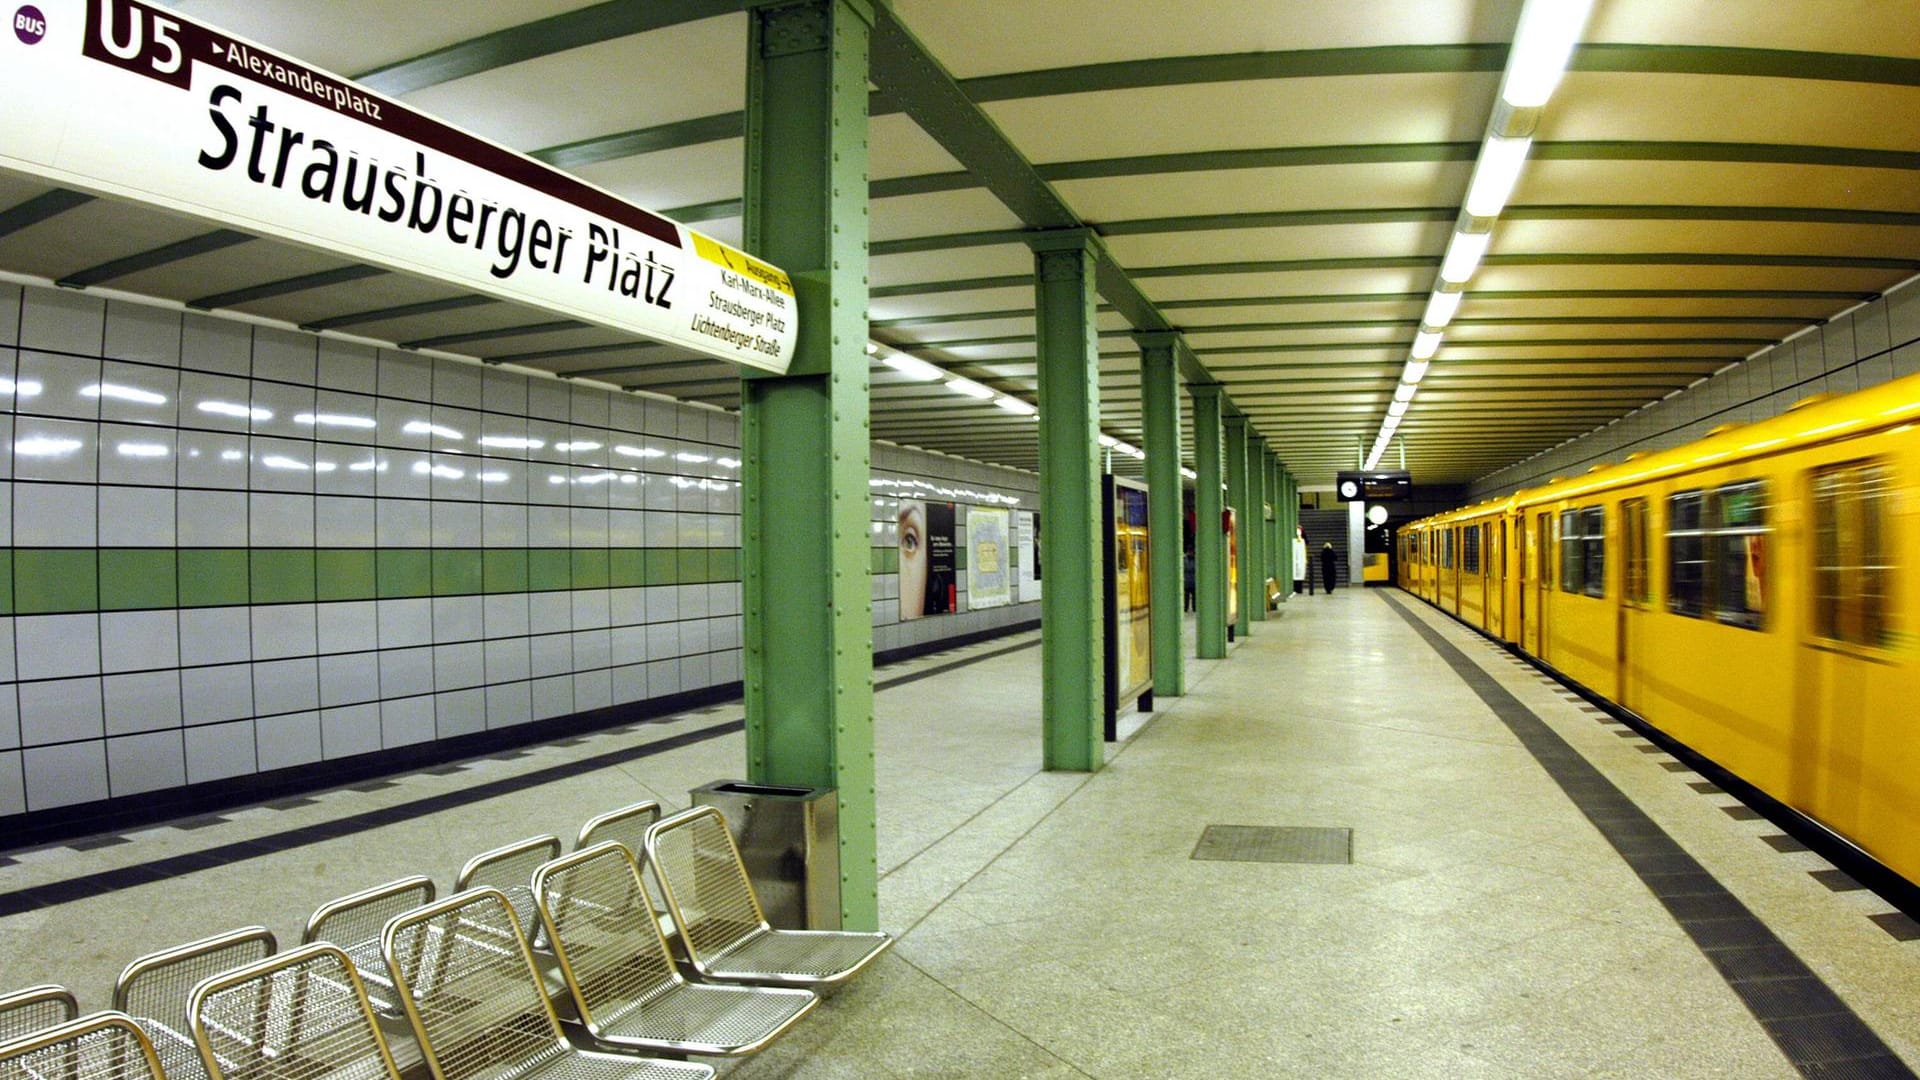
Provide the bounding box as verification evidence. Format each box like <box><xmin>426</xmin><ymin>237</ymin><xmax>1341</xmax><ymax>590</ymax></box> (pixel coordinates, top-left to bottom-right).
<box><xmin>1137</xmin><ymin>331</ymin><xmax>1185</xmax><ymax>698</ymax></box>
<box><xmin>1191</xmin><ymin>384</ymin><xmax>1227</xmax><ymax>659</ymax></box>
<box><xmin>1224</xmin><ymin>413</ymin><xmax>1253</xmax><ymax>640</ymax></box>
<box><xmin>1029</xmin><ymin>228</ymin><xmax>1105</xmax><ymax>772</ymax></box>
<box><xmin>1265</xmin><ymin>452</ymin><xmax>1282</xmax><ymax>603</ymax></box>
<box><xmin>738</xmin><ymin>0</ymin><xmax>878</xmax><ymax>930</ymax></box>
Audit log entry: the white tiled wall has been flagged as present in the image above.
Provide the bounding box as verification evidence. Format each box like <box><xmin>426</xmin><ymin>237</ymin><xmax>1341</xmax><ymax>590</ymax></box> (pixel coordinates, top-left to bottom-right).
<box><xmin>1472</xmin><ymin>277</ymin><xmax>1920</xmax><ymax>499</ymax></box>
<box><xmin>0</xmin><ymin>281</ymin><xmax>1040</xmax><ymax>820</ymax></box>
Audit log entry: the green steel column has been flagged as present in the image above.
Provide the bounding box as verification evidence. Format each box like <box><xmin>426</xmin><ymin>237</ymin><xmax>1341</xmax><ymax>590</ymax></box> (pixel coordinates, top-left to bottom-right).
<box><xmin>1244</xmin><ymin>428</ymin><xmax>1259</xmax><ymax>614</ymax></box>
<box><xmin>1274</xmin><ymin>461</ymin><xmax>1291</xmax><ymax>595</ymax></box>
<box><xmin>739</xmin><ymin>0</ymin><xmax>878</xmax><ymax>930</ymax></box>
<box><xmin>1190</xmin><ymin>384</ymin><xmax>1226</xmax><ymax>659</ymax></box>
<box><xmin>1223</xmin><ymin>414</ymin><xmax>1253</xmax><ymax>640</ymax></box>
<box><xmin>1136</xmin><ymin>331</ymin><xmax>1185</xmax><ymax>698</ymax></box>
<box><xmin>1029</xmin><ymin>228</ymin><xmax>1105</xmax><ymax>772</ymax></box>
<box><xmin>1262</xmin><ymin>452</ymin><xmax>1278</xmax><ymax>603</ymax></box>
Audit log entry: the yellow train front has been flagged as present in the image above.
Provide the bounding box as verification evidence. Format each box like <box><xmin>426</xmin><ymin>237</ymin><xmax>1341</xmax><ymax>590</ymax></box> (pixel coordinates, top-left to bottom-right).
<box><xmin>1399</xmin><ymin>373</ymin><xmax>1919</xmax><ymax>896</ymax></box>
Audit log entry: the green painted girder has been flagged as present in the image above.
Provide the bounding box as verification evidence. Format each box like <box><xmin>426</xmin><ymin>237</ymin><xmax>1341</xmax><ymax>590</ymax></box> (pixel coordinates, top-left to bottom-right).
<box><xmin>353</xmin><ymin>0</ymin><xmax>744</xmax><ymax>95</ymax></box>
<box><xmin>0</xmin><ymin>188</ymin><xmax>94</xmax><ymax>238</ymax></box>
<box><xmin>909</xmin><ymin>312</ymin><xmax>1815</xmax><ymax>349</ymax></box>
<box><xmin>1190</xmin><ymin>382</ymin><xmax>1227</xmax><ymax>660</ymax></box>
<box><xmin>489</xmin><ymin>340</ymin><xmax>663</xmax><ymax>365</ymax></box>
<box><xmin>188</xmin><ymin>264</ymin><xmax>389</xmax><ymax>311</ymax></box>
<box><xmin>1116</xmin><ymin>251</ymin><xmax>1920</xmax><ymax>282</ymax></box>
<box><xmin>1137</xmin><ymin>332</ymin><xmax>1185</xmax><ymax>697</ymax></box>
<box><xmin>535</xmin><ymin>112</ymin><xmax>749</xmax><ymax>170</ymax></box>
<box><xmin>56</xmin><ymin>230</ymin><xmax>253</xmax><ymax>289</ymax></box>
<box><xmin>302</xmin><ymin>294</ymin><xmax>499</xmax><ymax>333</ymax></box>
<box><xmin>402</xmin><ymin>319</ymin><xmax>586</xmax><ymax>350</ymax></box>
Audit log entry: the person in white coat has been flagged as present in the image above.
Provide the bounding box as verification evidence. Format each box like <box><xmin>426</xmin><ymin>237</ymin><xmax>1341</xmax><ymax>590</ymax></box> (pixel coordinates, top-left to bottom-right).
<box><xmin>1292</xmin><ymin>527</ymin><xmax>1310</xmax><ymax>596</ymax></box>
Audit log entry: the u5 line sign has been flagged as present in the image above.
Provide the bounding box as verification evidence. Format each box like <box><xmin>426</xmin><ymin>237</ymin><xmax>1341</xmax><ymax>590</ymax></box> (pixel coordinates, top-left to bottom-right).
<box><xmin>0</xmin><ymin>0</ymin><xmax>798</xmax><ymax>373</ymax></box>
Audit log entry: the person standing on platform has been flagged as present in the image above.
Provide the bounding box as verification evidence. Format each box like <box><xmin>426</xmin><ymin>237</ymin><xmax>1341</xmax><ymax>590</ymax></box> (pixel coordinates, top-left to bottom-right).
<box><xmin>1292</xmin><ymin>527</ymin><xmax>1310</xmax><ymax>596</ymax></box>
<box><xmin>1320</xmin><ymin>541</ymin><xmax>1338</xmax><ymax>594</ymax></box>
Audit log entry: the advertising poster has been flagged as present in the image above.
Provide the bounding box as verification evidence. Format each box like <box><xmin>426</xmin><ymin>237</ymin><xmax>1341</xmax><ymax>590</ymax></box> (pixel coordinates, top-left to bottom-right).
<box><xmin>1015</xmin><ymin>511</ymin><xmax>1042</xmax><ymax>601</ymax></box>
<box><xmin>1225</xmin><ymin>507</ymin><xmax>1240</xmax><ymax>627</ymax></box>
<box><xmin>898</xmin><ymin>499</ymin><xmax>956</xmax><ymax>619</ymax></box>
<box><xmin>1111</xmin><ymin>483</ymin><xmax>1152</xmax><ymax>704</ymax></box>
<box><xmin>967</xmin><ymin>508</ymin><xmax>1012</xmax><ymax>609</ymax></box>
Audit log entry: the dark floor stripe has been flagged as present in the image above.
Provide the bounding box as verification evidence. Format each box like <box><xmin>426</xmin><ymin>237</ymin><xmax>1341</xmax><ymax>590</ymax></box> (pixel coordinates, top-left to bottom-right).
<box><xmin>0</xmin><ymin>632</ymin><xmax>1041</xmax><ymax>915</ymax></box>
<box><xmin>1380</xmin><ymin>592</ymin><xmax>1914</xmax><ymax>1080</ymax></box>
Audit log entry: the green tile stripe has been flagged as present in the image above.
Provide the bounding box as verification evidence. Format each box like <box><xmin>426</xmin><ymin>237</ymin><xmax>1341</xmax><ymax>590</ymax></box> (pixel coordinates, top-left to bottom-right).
<box><xmin>4</xmin><ymin>547</ymin><xmax>744</xmax><ymax>615</ymax></box>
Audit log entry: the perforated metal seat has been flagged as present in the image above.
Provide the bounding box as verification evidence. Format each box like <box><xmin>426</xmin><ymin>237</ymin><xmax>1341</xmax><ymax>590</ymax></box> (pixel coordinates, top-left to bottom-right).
<box><xmin>381</xmin><ymin>889</ymin><xmax>710</xmax><ymax>1080</ymax></box>
<box><xmin>303</xmin><ymin>877</ymin><xmax>435</xmax><ymax>1020</ymax></box>
<box><xmin>0</xmin><ymin>1012</ymin><xmax>166</xmax><ymax>1080</ymax></box>
<box><xmin>456</xmin><ymin>836</ymin><xmax>562</xmax><ymax>947</ymax></box>
<box><xmin>114</xmin><ymin>928</ymin><xmax>276</xmax><ymax>1080</ymax></box>
<box><xmin>576</xmin><ymin>803</ymin><xmax>662</xmax><ymax>859</ymax></box>
<box><xmin>535</xmin><ymin>842</ymin><xmax>814</xmax><ymax>1057</ymax></box>
<box><xmin>643</xmin><ymin>807</ymin><xmax>890</xmax><ymax>989</ymax></box>
<box><xmin>187</xmin><ymin>944</ymin><xmax>402</xmax><ymax>1080</ymax></box>
<box><xmin>0</xmin><ymin>986</ymin><xmax>78</xmax><ymax>1045</ymax></box>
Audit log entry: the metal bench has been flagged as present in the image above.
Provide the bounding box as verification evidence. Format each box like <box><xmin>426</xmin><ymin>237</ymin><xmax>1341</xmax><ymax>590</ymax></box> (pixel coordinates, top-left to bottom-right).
<box><xmin>454</xmin><ymin>836</ymin><xmax>562</xmax><ymax>947</ymax></box>
<box><xmin>0</xmin><ymin>986</ymin><xmax>78</xmax><ymax>1045</ymax></box>
<box><xmin>303</xmin><ymin>876</ymin><xmax>435</xmax><ymax>1020</ymax></box>
<box><xmin>643</xmin><ymin>807</ymin><xmax>891</xmax><ymax>989</ymax></box>
<box><xmin>0</xmin><ymin>1012</ymin><xmax>166</xmax><ymax>1080</ymax></box>
<box><xmin>534</xmin><ymin>842</ymin><xmax>815</xmax><ymax>1057</ymax></box>
<box><xmin>577</xmin><ymin>802</ymin><xmax>662</xmax><ymax>859</ymax></box>
<box><xmin>114</xmin><ymin>928</ymin><xmax>276</xmax><ymax>1080</ymax></box>
<box><xmin>186</xmin><ymin>943</ymin><xmax>404</xmax><ymax>1080</ymax></box>
<box><xmin>380</xmin><ymin>889</ymin><xmax>711</xmax><ymax>1080</ymax></box>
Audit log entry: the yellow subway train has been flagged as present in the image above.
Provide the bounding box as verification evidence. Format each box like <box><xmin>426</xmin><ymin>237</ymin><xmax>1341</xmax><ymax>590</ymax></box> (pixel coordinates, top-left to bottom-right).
<box><xmin>1400</xmin><ymin>371</ymin><xmax>1918</xmax><ymax>894</ymax></box>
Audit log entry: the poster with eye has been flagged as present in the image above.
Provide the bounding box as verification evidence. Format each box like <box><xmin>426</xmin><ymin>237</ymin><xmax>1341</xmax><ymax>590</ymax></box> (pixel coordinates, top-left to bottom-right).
<box><xmin>967</xmin><ymin>507</ymin><xmax>1012</xmax><ymax>609</ymax></box>
<box><xmin>897</xmin><ymin>499</ymin><xmax>957</xmax><ymax>619</ymax></box>
<box><xmin>1015</xmin><ymin>511</ymin><xmax>1041</xmax><ymax>601</ymax></box>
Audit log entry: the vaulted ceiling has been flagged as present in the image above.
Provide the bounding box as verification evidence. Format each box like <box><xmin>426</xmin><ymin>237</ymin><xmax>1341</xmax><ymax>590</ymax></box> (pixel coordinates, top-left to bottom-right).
<box><xmin>4</xmin><ymin>1</ymin><xmax>1916</xmax><ymax>485</ymax></box>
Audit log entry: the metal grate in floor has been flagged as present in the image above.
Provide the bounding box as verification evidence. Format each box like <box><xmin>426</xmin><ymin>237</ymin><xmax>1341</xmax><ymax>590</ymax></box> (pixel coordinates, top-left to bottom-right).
<box><xmin>1192</xmin><ymin>825</ymin><xmax>1352</xmax><ymax>865</ymax></box>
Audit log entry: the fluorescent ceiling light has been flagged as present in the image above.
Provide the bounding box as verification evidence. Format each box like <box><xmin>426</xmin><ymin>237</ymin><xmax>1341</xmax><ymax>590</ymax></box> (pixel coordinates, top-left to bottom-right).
<box><xmin>946</xmin><ymin>377</ymin><xmax>995</xmax><ymax>400</ymax></box>
<box><xmin>864</xmin><ymin>341</ymin><xmax>880</xmax><ymax>355</ymax></box>
<box><xmin>1388</xmin><ymin>400</ymin><xmax>1410</xmax><ymax>418</ymax></box>
<box><xmin>1403</xmin><ymin>359</ymin><xmax>1431</xmax><ymax>383</ymax></box>
<box><xmin>1422</xmin><ymin>290</ymin><xmax>1464</xmax><ymax>329</ymax></box>
<box><xmin>402</xmin><ymin>420</ymin><xmax>464</xmax><ymax>440</ymax></box>
<box><xmin>994</xmin><ymin>396</ymin><xmax>1037</xmax><ymax>416</ymax></box>
<box><xmin>1098</xmin><ymin>434</ymin><xmax>1118</xmax><ymax>447</ymax></box>
<box><xmin>1394</xmin><ymin>382</ymin><xmax>1416</xmax><ymax>403</ymax></box>
<box><xmin>1464</xmin><ymin>135</ymin><xmax>1532</xmax><ymax>218</ymax></box>
<box><xmin>83</xmin><ymin>383</ymin><xmax>167</xmax><ymax>405</ymax></box>
<box><xmin>1411</xmin><ymin>331</ymin><xmax>1443</xmax><ymax>360</ymax></box>
<box><xmin>1502</xmin><ymin>0</ymin><xmax>1596</xmax><ymax>108</ymax></box>
<box><xmin>198</xmin><ymin>400</ymin><xmax>270</xmax><ymax>421</ymax></box>
<box><xmin>1440</xmin><ymin>230</ymin><xmax>1491</xmax><ymax>284</ymax></box>
<box><xmin>883</xmin><ymin>353</ymin><xmax>945</xmax><ymax>381</ymax></box>
<box><xmin>297</xmin><ymin>412</ymin><xmax>377</xmax><ymax>429</ymax></box>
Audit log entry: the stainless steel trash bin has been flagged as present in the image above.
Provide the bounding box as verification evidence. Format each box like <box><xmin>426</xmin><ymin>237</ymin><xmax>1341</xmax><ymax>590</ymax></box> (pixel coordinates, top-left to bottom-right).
<box><xmin>689</xmin><ymin>780</ymin><xmax>840</xmax><ymax>930</ymax></box>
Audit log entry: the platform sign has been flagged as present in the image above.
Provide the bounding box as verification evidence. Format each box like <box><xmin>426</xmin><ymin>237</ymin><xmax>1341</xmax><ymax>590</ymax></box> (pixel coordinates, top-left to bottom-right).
<box><xmin>0</xmin><ymin>0</ymin><xmax>796</xmax><ymax>372</ymax></box>
<box><xmin>1335</xmin><ymin>470</ymin><xmax>1412</xmax><ymax>502</ymax></box>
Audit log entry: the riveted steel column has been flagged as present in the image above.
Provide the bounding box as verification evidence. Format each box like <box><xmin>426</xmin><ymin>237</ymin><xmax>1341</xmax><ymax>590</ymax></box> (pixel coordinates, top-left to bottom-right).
<box><xmin>1029</xmin><ymin>228</ymin><xmax>1104</xmax><ymax>772</ymax></box>
<box><xmin>1224</xmin><ymin>414</ymin><xmax>1253</xmax><ymax>639</ymax></box>
<box><xmin>1248</xmin><ymin>434</ymin><xmax>1268</xmax><ymax>621</ymax></box>
<box><xmin>740</xmin><ymin>0</ymin><xmax>877</xmax><ymax>930</ymax></box>
<box><xmin>1136</xmin><ymin>331</ymin><xmax>1184</xmax><ymax>697</ymax></box>
<box><xmin>1285</xmin><ymin>471</ymin><xmax>1299</xmax><ymax>588</ymax></box>
<box><xmin>1190</xmin><ymin>383</ymin><xmax>1226</xmax><ymax>659</ymax></box>
<box><xmin>1271</xmin><ymin>457</ymin><xmax>1287</xmax><ymax>598</ymax></box>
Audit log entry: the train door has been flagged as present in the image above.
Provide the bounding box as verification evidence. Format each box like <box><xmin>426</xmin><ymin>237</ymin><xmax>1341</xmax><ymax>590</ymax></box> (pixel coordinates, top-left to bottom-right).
<box><xmin>1531</xmin><ymin>512</ymin><xmax>1551</xmax><ymax>656</ymax></box>
<box><xmin>1618</xmin><ymin>497</ymin><xmax>1651</xmax><ymax>710</ymax></box>
<box><xmin>1495</xmin><ymin>519</ymin><xmax>1510</xmax><ymax>639</ymax></box>
<box><xmin>1516</xmin><ymin>517</ymin><xmax>1528</xmax><ymax>646</ymax></box>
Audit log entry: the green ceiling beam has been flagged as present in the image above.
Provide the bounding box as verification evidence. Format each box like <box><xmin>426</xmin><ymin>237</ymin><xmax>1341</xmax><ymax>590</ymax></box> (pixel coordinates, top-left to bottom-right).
<box><xmin>56</xmin><ymin>230</ymin><xmax>253</xmax><ymax>289</ymax></box>
<box><xmin>353</xmin><ymin>0</ymin><xmax>742</xmax><ymax>95</ymax></box>
<box><xmin>302</xmin><ymin>294</ymin><xmax>498</xmax><ymax>333</ymax></box>
<box><xmin>188</xmin><ymin>264</ymin><xmax>389</xmax><ymax>311</ymax></box>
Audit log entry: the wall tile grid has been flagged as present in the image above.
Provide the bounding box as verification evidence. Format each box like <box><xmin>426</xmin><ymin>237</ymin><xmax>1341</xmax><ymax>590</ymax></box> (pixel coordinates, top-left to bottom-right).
<box><xmin>0</xmin><ymin>282</ymin><xmax>1035</xmax><ymax>817</ymax></box>
<box><xmin>1470</xmin><ymin>278</ymin><xmax>1920</xmax><ymax>500</ymax></box>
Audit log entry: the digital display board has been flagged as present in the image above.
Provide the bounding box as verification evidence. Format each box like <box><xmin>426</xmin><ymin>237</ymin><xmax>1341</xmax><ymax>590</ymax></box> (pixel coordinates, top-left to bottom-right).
<box><xmin>1335</xmin><ymin>470</ymin><xmax>1412</xmax><ymax>502</ymax></box>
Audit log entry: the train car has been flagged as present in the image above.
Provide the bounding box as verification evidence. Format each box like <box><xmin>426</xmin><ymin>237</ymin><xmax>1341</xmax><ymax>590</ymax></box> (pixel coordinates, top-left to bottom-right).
<box><xmin>1402</xmin><ymin>373</ymin><xmax>1920</xmax><ymax>893</ymax></box>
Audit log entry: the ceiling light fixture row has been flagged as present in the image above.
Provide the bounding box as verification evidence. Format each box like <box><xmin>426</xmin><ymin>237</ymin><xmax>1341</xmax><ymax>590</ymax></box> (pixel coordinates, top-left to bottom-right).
<box><xmin>870</xmin><ymin>339</ymin><xmax>1040</xmax><ymax>420</ymax></box>
<box><xmin>1364</xmin><ymin>0</ymin><xmax>1594</xmax><ymax>471</ymax></box>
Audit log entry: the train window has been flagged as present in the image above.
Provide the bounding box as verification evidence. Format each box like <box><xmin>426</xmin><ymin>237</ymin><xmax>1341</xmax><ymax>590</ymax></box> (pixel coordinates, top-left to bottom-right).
<box><xmin>1559</xmin><ymin>509</ymin><xmax>1581</xmax><ymax>593</ymax></box>
<box><xmin>1711</xmin><ymin>481</ymin><xmax>1768</xmax><ymax>629</ymax></box>
<box><xmin>1668</xmin><ymin>491</ymin><xmax>1708</xmax><ymax>617</ymax></box>
<box><xmin>1443</xmin><ymin>528</ymin><xmax>1454</xmax><ymax>569</ymax></box>
<box><xmin>1463</xmin><ymin>523</ymin><xmax>1481</xmax><ymax>574</ymax></box>
<box><xmin>1812</xmin><ymin>462</ymin><xmax>1894</xmax><ymax>648</ymax></box>
<box><xmin>1622</xmin><ymin>498</ymin><xmax>1651</xmax><ymax>604</ymax></box>
<box><xmin>1580</xmin><ymin>506</ymin><xmax>1606</xmax><ymax>598</ymax></box>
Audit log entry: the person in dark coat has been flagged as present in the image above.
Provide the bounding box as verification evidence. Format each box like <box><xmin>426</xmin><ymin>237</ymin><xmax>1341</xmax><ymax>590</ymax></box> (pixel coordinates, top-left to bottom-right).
<box><xmin>1320</xmin><ymin>541</ymin><xmax>1338</xmax><ymax>594</ymax></box>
